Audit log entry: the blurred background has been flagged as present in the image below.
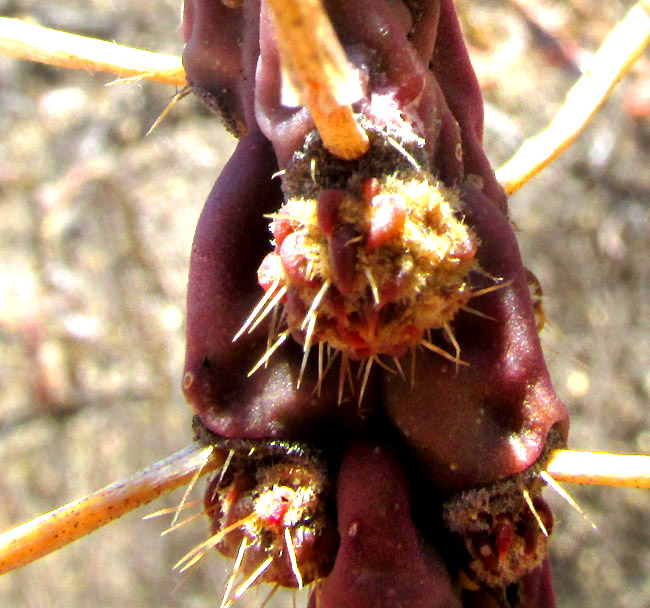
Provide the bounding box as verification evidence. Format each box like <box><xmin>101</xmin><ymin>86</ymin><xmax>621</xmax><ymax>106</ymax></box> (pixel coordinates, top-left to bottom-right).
<box><xmin>0</xmin><ymin>0</ymin><xmax>648</xmax><ymax>606</ymax></box>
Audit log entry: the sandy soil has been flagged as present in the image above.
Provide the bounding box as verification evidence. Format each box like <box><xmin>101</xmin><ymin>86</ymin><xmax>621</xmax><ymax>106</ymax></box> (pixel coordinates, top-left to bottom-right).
<box><xmin>0</xmin><ymin>1</ymin><xmax>649</xmax><ymax>606</ymax></box>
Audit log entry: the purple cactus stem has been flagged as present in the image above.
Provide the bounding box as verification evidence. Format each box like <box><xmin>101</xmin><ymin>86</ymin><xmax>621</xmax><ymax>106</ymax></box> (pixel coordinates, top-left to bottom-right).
<box><xmin>310</xmin><ymin>440</ymin><xmax>461</xmax><ymax>608</ymax></box>
<box><xmin>182</xmin><ymin>131</ymin><xmax>372</xmax><ymax>439</ymax></box>
<box><xmin>182</xmin><ymin>1</ymin><xmax>569</xmax><ymax>605</ymax></box>
<box><xmin>383</xmin><ymin>184</ymin><xmax>569</xmax><ymax>495</ymax></box>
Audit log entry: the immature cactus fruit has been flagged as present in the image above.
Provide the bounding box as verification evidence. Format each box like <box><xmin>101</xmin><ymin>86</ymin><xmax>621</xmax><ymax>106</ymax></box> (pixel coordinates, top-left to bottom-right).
<box><xmin>256</xmin><ymin>138</ymin><xmax>479</xmax><ymax>363</ymax></box>
<box><xmin>196</xmin><ymin>433</ymin><xmax>338</xmax><ymax>588</ymax></box>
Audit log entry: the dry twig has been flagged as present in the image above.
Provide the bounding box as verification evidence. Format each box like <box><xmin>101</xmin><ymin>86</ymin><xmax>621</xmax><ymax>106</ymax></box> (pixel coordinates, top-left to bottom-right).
<box><xmin>0</xmin><ymin>443</ymin><xmax>222</xmax><ymax>575</ymax></box>
<box><xmin>266</xmin><ymin>0</ymin><xmax>369</xmax><ymax>160</ymax></box>
<box><xmin>0</xmin><ymin>17</ymin><xmax>186</xmax><ymax>86</ymax></box>
<box><xmin>547</xmin><ymin>449</ymin><xmax>650</xmax><ymax>489</ymax></box>
<box><xmin>496</xmin><ymin>1</ymin><xmax>650</xmax><ymax>194</ymax></box>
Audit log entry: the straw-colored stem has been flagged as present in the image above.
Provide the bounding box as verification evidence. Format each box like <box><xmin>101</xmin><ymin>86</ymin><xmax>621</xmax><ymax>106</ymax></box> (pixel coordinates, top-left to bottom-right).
<box><xmin>496</xmin><ymin>1</ymin><xmax>650</xmax><ymax>195</ymax></box>
<box><xmin>0</xmin><ymin>443</ymin><xmax>222</xmax><ymax>575</ymax></box>
<box><xmin>547</xmin><ymin>449</ymin><xmax>650</xmax><ymax>489</ymax></box>
<box><xmin>0</xmin><ymin>17</ymin><xmax>186</xmax><ymax>86</ymax></box>
<box><xmin>266</xmin><ymin>0</ymin><xmax>369</xmax><ymax>160</ymax></box>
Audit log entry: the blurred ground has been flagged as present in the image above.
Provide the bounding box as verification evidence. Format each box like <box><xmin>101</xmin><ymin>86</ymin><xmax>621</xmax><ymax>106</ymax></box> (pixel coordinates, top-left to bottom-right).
<box><xmin>0</xmin><ymin>0</ymin><xmax>648</xmax><ymax>607</ymax></box>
